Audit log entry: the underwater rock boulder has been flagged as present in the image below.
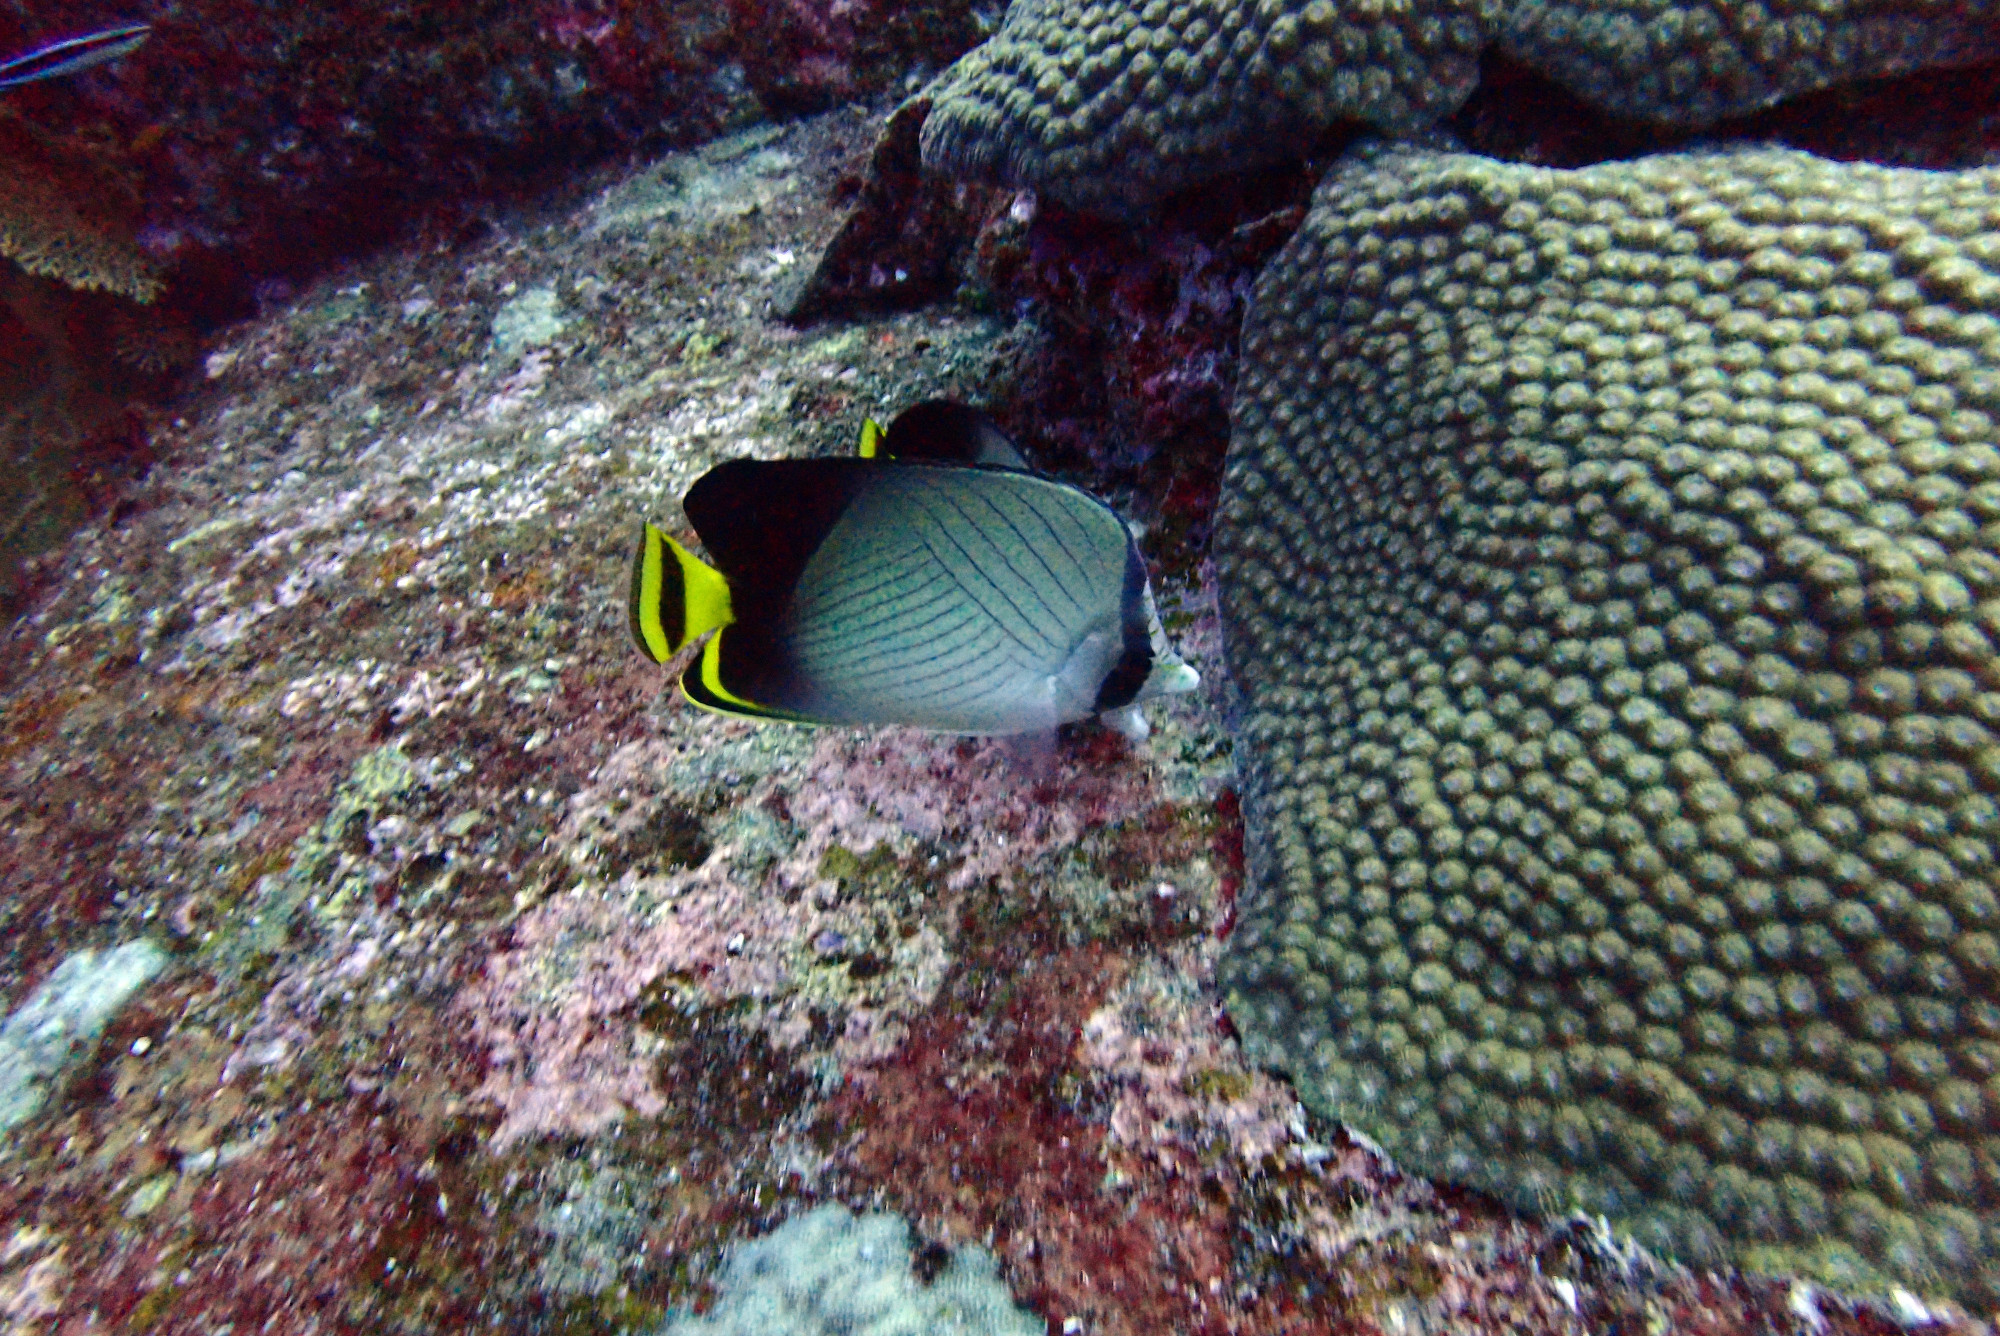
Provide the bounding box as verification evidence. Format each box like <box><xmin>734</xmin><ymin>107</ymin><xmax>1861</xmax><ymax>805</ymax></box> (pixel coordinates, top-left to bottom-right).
<box><xmin>1213</xmin><ymin>143</ymin><xmax>2000</xmax><ymax>1300</ymax></box>
<box><xmin>658</xmin><ymin>1204</ymin><xmax>1043</xmax><ymax>1335</ymax></box>
<box><xmin>0</xmin><ymin>940</ymin><xmax>167</xmax><ymax>1134</ymax></box>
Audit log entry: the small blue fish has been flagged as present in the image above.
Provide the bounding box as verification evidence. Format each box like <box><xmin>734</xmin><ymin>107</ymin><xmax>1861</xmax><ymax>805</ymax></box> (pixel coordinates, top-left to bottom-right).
<box><xmin>0</xmin><ymin>22</ymin><xmax>150</xmax><ymax>92</ymax></box>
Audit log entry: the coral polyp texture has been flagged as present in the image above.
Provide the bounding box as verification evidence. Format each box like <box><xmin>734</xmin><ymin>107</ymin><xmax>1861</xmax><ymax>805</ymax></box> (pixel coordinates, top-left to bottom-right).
<box><xmin>919</xmin><ymin>0</ymin><xmax>2000</xmax><ymax>214</ymax></box>
<box><xmin>0</xmin><ymin>113</ymin><xmax>158</xmax><ymax>301</ymax></box>
<box><xmin>918</xmin><ymin>0</ymin><xmax>1497</xmax><ymax>216</ymax></box>
<box><xmin>1213</xmin><ymin>143</ymin><xmax>2000</xmax><ymax>1301</ymax></box>
<box><xmin>1500</xmin><ymin>0</ymin><xmax>2000</xmax><ymax>127</ymax></box>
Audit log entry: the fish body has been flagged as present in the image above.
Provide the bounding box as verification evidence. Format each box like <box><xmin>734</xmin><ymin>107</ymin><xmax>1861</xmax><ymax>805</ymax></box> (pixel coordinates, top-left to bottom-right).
<box><xmin>0</xmin><ymin>22</ymin><xmax>150</xmax><ymax>91</ymax></box>
<box><xmin>630</xmin><ymin>404</ymin><xmax>1197</xmax><ymax>736</ymax></box>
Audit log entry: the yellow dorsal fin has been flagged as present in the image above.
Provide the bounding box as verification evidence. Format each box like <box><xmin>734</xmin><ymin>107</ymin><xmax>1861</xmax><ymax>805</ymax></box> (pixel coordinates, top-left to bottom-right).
<box><xmin>858</xmin><ymin>416</ymin><xmax>884</xmax><ymax>459</ymax></box>
<box><xmin>628</xmin><ymin>521</ymin><xmax>733</xmax><ymax>663</ymax></box>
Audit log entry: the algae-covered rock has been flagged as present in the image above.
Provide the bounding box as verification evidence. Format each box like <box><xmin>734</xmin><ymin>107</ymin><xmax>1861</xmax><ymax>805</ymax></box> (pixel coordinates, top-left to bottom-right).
<box><xmin>1215</xmin><ymin>143</ymin><xmax>2000</xmax><ymax>1302</ymax></box>
<box><xmin>0</xmin><ymin>940</ymin><xmax>167</xmax><ymax>1133</ymax></box>
<box><xmin>658</xmin><ymin>1204</ymin><xmax>1042</xmax><ymax>1335</ymax></box>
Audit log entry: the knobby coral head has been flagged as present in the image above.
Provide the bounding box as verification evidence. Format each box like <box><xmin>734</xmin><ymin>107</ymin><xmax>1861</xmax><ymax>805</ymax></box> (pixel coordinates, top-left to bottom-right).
<box><xmin>918</xmin><ymin>0</ymin><xmax>2000</xmax><ymax>216</ymax></box>
<box><xmin>1215</xmin><ymin>142</ymin><xmax>2000</xmax><ymax>1303</ymax></box>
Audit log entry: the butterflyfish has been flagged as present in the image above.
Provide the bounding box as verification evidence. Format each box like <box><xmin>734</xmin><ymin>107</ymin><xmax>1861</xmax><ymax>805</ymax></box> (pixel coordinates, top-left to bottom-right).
<box><xmin>629</xmin><ymin>402</ymin><xmax>1198</xmax><ymax>738</ymax></box>
<box><xmin>0</xmin><ymin>22</ymin><xmax>150</xmax><ymax>91</ymax></box>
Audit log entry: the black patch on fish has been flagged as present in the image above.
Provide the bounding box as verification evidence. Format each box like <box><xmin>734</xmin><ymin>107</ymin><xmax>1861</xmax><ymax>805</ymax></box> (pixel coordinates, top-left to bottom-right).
<box><xmin>883</xmin><ymin>400</ymin><xmax>1024</xmax><ymax>469</ymax></box>
<box><xmin>683</xmin><ymin>458</ymin><xmax>872</xmax><ymax>623</ymax></box>
<box><xmin>682</xmin><ymin>458</ymin><xmax>883</xmax><ymax>710</ymax></box>
<box><xmin>1094</xmin><ymin>539</ymin><xmax>1154</xmax><ymax>712</ymax></box>
<box><xmin>679</xmin><ymin>651</ymin><xmax>746</xmax><ymax>717</ymax></box>
<box><xmin>681</xmin><ymin>622</ymin><xmax>810</xmax><ymax>720</ymax></box>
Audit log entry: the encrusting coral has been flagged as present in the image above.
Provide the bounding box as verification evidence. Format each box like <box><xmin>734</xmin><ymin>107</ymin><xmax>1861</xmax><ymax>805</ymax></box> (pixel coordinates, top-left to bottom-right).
<box><xmin>919</xmin><ymin>0</ymin><xmax>2000</xmax><ymax>215</ymax></box>
<box><xmin>1213</xmin><ymin>143</ymin><xmax>2000</xmax><ymax>1303</ymax></box>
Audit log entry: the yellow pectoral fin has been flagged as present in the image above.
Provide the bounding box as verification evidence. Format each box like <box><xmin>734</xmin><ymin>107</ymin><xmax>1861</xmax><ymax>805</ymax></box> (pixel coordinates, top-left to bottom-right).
<box><xmin>670</xmin><ymin>532</ymin><xmax>732</xmax><ymax>643</ymax></box>
<box><xmin>858</xmin><ymin>417</ymin><xmax>884</xmax><ymax>459</ymax></box>
<box><xmin>629</xmin><ymin>521</ymin><xmax>734</xmax><ymax>663</ymax></box>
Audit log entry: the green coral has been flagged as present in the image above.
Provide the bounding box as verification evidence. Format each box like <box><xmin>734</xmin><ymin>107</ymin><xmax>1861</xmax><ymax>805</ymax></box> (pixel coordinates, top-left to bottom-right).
<box><xmin>1500</xmin><ymin>0</ymin><xmax>2000</xmax><ymax>127</ymax></box>
<box><xmin>920</xmin><ymin>0</ymin><xmax>1497</xmax><ymax>215</ymax></box>
<box><xmin>1213</xmin><ymin>143</ymin><xmax>2000</xmax><ymax>1303</ymax></box>
<box><xmin>919</xmin><ymin>0</ymin><xmax>2000</xmax><ymax>215</ymax></box>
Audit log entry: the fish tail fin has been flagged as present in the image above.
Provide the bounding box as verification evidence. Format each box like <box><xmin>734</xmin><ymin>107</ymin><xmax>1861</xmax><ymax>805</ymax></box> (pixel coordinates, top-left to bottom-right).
<box><xmin>857</xmin><ymin>416</ymin><xmax>885</xmax><ymax>459</ymax></box>
<box><xmin>629</xmin><ymin>521</ymin><xmax>733</xmax><ymax>663</ymax></box>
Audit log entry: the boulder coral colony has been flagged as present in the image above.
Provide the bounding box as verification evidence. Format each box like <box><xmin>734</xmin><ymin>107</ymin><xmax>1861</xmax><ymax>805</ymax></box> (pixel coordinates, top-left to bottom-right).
<box><xmin>0</xmin><ymin>0</ymin><xmax>1998</xmax><ymax>1333</ymax></box>
<box><xmin>918</xmin><ymin>0</ymin><xmax>2000</xmax><ymax>213</ymax></box>
<box><xmin>1221</xmin><ymin>144</ymin><xmax>2000</xmax><ymax>1295</ymax></box>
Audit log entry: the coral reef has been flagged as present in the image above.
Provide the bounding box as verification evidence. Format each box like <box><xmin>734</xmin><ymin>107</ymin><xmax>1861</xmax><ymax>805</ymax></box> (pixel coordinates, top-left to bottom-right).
<box><xmin>1499</xmin><ymin>0</ymin><xmax>2000</xmax><ymax>127</ymax></box>
<box><xmin>920</xmin><ymin>0</ymin><xmax>1493</xmax><ymax>216</ymax></box>
<box><xmin>0</xmin><ymin>0</ymin><xmax>987</xmax><ymax>322</ymax></box>
<box><xmin>1</xmin><ymin>60</ymin><xmax>1995</xmax><ymax>1336</ymax></box>
<box><xmin>918</xmin><ymin>0</ymin><xmax>2000</xmax><ymax>215</ymax></box>
<box><xmin>1215</xmin><ymin>142</ymin><xmax>2000</xmax><ymax>1301</ymax></box>
<box><xmin>656</xmin><ymin>1203</ymin><xmax>1043</xmax><ymax>1334</ymax></box>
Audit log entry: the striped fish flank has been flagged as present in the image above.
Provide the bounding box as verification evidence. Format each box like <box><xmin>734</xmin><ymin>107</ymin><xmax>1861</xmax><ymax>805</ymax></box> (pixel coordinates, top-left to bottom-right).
<box><xmin>780</xmin><ymin>467</ymin><xmax>1133</xmax><ymax>733</ymax></box>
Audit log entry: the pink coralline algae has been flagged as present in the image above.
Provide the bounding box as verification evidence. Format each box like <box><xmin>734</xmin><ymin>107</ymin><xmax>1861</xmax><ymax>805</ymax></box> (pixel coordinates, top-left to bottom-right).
<box><xmin>464</xmin><ymin>855</ymin><xmax>796</xmax><ymax>1148</ymax></box>
<box><xmin>788</xmin><ymin>728</ymin><xmax>1169</xmax><ymax>889</ymax></box>
<box><xmin>1080</xmin><ymin>951</ymin><xmax>1305</xmax><ymax>1171</ymax></box>
<box><xmin>461</xmin><ymin>698</ymin><xmax>1208</xmax><ymax>1147</ymax></box>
